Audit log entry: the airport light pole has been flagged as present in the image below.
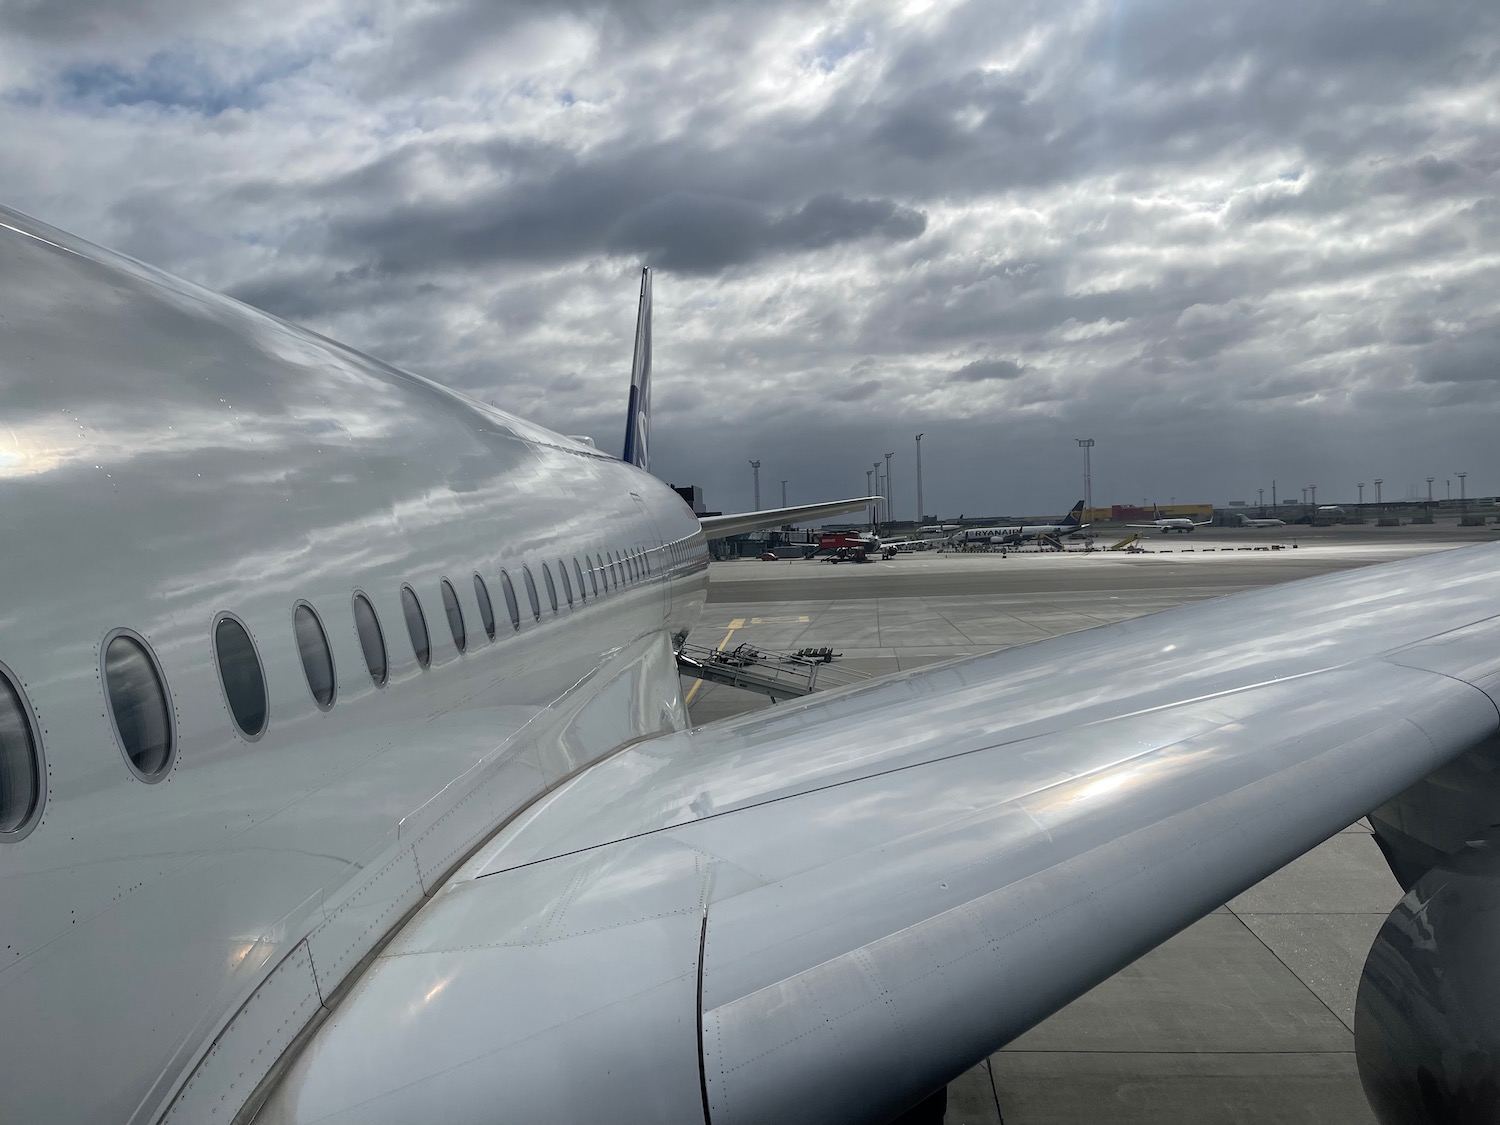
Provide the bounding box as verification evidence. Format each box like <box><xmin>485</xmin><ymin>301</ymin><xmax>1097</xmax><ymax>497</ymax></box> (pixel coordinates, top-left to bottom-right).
<box><xmin>866</xmin><ymin>469</ymin><xmax>874</xmax><ymax>527</ymax></box>
<box><xmin>884</xmin><ymin>452</ymin><xmax>895</xmax><ymax>528</ymax></box>
<box><xmin>1375</xmin><ymin>479</ymin><xmax>1382</xmax><ymax>506</ymax></box>
<box><xmin>914</xmin><ymin>433</ymin><xmax>924</xmax><ymax>524</ymax></box>
<box><xmin>1357</xmin><ymin>482</ymin><xmax>1364</xmax><ymax>506</ymax></box>
<box><xmin>749</xmin><ymin>460</ymin><xmax>761</xmax><ymax>510</ymax></box>
<box><xmin>1446</xmin><ymin>479</ymin><xmax>1451</xmax><ymax>501</ymax></box>
<box><xmin>1077</xmin><ymin>438</ymin><xmax>1094</xmax><ymax>542</ymax></box>
<box><xmin>1272</xmin><ymin>480</ymin><xmax>1277</xmax><ymax>508</ymax></box>
<box><xmin>874</xmin><ymin>461</ymin><xmax>884</xmax><ymax>531</ymax></box>
<box><xmin>1427</xmin><ymin>477</ymin><xmax>1435</xmax><ymax>505</ymax></box>
<box><xmin>1458</xmin><ymin>472</ymin><xmax>1467</xmax><ymax>505</ymax></box>
<box><xmin>1258</xmin><ymin>487</ymin><xmax>1264</xmax><ymax>512</ymax></box>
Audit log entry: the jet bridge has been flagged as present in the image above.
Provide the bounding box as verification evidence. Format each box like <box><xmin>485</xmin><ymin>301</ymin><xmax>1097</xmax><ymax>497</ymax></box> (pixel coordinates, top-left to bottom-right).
<box><xmin>677</xmin><ymin>642</ymin><xmax>871</xmax><ymax>701</ymax></box>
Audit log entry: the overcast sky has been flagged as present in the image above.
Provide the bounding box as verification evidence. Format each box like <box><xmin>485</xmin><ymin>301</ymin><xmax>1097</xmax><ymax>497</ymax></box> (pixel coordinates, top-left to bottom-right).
<box><xmin>2</xmin><ymin>0</ymin><xmax>1497</xmax><ymax>517</ymax></box>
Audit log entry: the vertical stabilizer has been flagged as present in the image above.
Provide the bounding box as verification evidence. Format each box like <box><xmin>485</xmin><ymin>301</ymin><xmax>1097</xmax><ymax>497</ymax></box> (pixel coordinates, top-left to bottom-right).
<box><xmin>1062</xmin><ymin>500</ymin><xmax>1084</xmax><ymax>527</ymax></box>
<box><xmin>621</xmin><ymin>267</ymin><xmax>652</xmax><ymax>472</ymax></box>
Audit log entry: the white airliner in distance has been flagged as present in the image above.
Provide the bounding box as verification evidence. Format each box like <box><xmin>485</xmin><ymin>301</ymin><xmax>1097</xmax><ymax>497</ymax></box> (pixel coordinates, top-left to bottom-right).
<box><xmin>1238</xmin><ymin>514</ymin><xmax>1288</xmax><ymax>528</ymax></box>
<box><xmin>950</xmin><ymin>501</ymin><xmax>1089</xmax><ymax>545</ymax></box>
<box><xmin>1128</xmin><ymin>505</ymin><xmax>1213</xmax><ymax>533</ymax></box>
<box><xmin>2</xmin><ymin>204</ymin><xmax>1499</xmax><ymax>1125</ymax></box>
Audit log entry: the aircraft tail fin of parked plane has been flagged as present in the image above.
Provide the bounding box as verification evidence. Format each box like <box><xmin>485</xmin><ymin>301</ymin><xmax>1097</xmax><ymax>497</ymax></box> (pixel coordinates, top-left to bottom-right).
<box><xmin>620</xmin><ymin>267</ymin><xmax>652</xmax><ymax>471</ymax></box>
<box><xmin>1061</xmin><ymin>500</ymin><xmax>1085</xmax><ymax>527</ymax></box>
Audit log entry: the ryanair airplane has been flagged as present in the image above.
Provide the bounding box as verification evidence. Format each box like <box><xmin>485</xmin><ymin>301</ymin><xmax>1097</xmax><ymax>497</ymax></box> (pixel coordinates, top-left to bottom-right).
<box><xmin>1</xmin><ymin>205</ymin><xmax>1497</xmax><ymax>1125</ymax></box>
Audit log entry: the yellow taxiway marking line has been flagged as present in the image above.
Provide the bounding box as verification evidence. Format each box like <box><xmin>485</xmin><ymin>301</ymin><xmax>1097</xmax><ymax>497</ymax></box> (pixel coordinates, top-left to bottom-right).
<box><xmin>684</xmin><ymin>618</ymin><xmax>745</xmax><ymax>706</ymax></box>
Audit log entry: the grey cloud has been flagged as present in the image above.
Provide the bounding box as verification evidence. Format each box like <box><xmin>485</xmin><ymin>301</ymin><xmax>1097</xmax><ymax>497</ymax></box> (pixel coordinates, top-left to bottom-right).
<box><xmin>331</xmin><ymin>161</ymin><xmax>928</xmax><ymax>275</ymax></box>
<box><xmin>1418</xmin><ymin>323</ymin><xmax>1500</xmax><ymax>386</ymax></box>
<box><xmin>606</xmin><ymin>193</ymin><xmax>770</xmax><ymax>273</ymax></box>
<box><xmin>950</xmin><ymin>359</ymin><xmax>1025</xmax><ymax>383</ymax></box>
<box><xmin>0</xmin><ymin>0</ymin><xmax>249</xmax><ymax>41</ymax></box>
<box><xmin>829</xmin><ymin>378</ymin><xmax>882</xmax><ymax>402</ymax></box>
<box><xmin>772</xmin><ymin>194</ymin><xmax>925</xmax><ymax>251</ymax></box>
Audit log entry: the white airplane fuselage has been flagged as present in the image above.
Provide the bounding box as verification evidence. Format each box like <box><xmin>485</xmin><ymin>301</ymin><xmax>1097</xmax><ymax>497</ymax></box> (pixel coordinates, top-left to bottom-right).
<box><xmin>0</xmin><ymin>207</ymin><xmax>708</xmax><ymax>1123</ymax></box>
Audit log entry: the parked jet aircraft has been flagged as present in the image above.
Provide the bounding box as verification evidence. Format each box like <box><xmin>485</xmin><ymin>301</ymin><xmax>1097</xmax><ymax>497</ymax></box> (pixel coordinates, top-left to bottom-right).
<box><xmin>951</xmin><ymin>501</ymin><xmax>1088</xmax><ymax>545</ymax></box>
<box><xmin>1129</xmin><ymin>505</ymin><xmax>1213</xmax><ymax>533</ymax></box>
<box><xmin>2</xmin><ymin>205</ymin><xmax>1498</xmax><ymax>1125</ymax></box>
<box><xmin>1237</xmin><ymin>514</ymin><xmax>1288</xmax><ymax>528</ymax></box>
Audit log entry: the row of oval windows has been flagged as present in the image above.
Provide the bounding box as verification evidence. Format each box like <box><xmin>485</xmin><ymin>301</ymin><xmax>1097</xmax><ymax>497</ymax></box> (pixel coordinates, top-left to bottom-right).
<box><xmin>0</xmin><ymin>539</ymin><xmax>702</xmax><ymax>841</ymax></box>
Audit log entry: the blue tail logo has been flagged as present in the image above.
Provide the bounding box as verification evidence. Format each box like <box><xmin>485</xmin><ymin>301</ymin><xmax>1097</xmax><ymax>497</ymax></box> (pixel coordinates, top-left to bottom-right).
<box><xmin>621</xmin><ymin>267</ymin><xmax>652</xmax><ymax>472</ymax></box>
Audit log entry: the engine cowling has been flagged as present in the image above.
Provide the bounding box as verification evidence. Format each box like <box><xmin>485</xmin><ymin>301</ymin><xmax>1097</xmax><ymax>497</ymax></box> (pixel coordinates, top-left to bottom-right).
<box><xmin>1355</xmin><ymin>831</ymin><xmax>1500</xmax><ymax>1124</ymax></box>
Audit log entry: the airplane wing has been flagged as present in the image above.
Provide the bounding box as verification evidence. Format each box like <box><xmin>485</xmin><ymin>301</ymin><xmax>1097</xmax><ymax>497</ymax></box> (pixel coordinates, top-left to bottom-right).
<box><xmin>700</xmin><ymin>496</ymin><xmax>879</xmax><ymax>539</ymax></box>
<box><xmin>258</xmin><ymin>546</ymin><xmax>1500</xmax><ymax>1125</ymax></box>
<box><xmin>1124</xmin><ymin>521</ymin><xmax>1161</xmax><ymax>528</ymax></box>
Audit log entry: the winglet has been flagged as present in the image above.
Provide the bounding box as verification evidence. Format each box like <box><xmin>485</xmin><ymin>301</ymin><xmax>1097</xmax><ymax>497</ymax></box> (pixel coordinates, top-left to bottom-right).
<box><xmin>621</xmin><ymin>268</ymin><xmax>652</xmax><ymax>472</ymax></box>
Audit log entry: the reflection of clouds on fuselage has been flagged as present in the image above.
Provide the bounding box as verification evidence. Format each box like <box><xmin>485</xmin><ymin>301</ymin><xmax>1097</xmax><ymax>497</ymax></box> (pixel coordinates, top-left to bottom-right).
<box><xmin>0</xmin><ymin>200</ymin><xmax>682</xmax><ymax>675</ymax></box>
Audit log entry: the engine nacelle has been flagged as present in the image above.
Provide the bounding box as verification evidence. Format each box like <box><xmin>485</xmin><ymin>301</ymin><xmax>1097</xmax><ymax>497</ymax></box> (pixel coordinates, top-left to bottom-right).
<box><xmin>1355</xmin><ymin>831</ymin><xmax>1500</xmax><ymax>1124</ymax></box>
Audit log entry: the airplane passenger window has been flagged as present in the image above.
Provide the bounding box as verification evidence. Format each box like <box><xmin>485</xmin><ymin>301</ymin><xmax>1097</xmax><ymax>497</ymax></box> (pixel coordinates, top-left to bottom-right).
<box><xmin>500</xmin><ymin>570</ymin><xmax>521</xmax><ymax>630</ymax></box>
<box><xmin>0</xmin><ymin>664</ymin><xmax>42</xmax><ymax>836</ymax></box>
<box><xmin>541</xmin><ymin>563</ymin><xmax>559</xmax><ymax>612</ymax></box>
<box><xmin>572</xmin><ymin>558</ymin><xmax>587</xmax><ymax>601</ymax></box>
<box><xmin>214</xmin><ymin>614</ymin><xmax>268</xmax><ymax>739</ymax></box>
<box><xmin>103</xmin><ymin>632</ymin><xmax>175</xmax><ymax>781</ymax></box>
<box><xmin>557</xmin><ymin>559</ymin><xmax>573</xmax><ymax>606</ymax></box>
<box><xmin>522</xmin><ymin>566</ymin><xmax>542</xmax><ymax>621</ymax></box>
<box><xmin>441</xmin><ymin>578</ymin><xmax>466</xmax><ymax>653</ymax></box>
<box><xmin>293</xmin><ymin>603</ymin><xmax>336</xmax><ymax>710</ymax></box>
<box><xmin>473</xmin><ymin>574</ymin><xmax>496</xmax><ymax>641</ymax></box>
<box><xmin>352</xmin><ymin>592</ymin><xmax>388</xmax><ymax>686</ymax></box>
<box><xmin>401</xmin><ymin>585</ymin><xmax>431</xmax><ymax>667</ymax></box>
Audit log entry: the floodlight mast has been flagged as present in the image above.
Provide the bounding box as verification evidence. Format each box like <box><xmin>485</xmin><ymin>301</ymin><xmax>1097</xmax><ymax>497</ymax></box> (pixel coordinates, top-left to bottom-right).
<box><xmin>1076</xmin><ymin>439</ymin><xmax>1094</xmax><ymax>543</ymax></box>
<box><xmin>914</xmin><ymin>434</ymin><xmax>924</xmax><ymax>524</ymax></box>
<box><xmin>749</xmin><ymin>460</ymin><xmax>761</xmax><ymax>510</ymax></box>
<box><xmin>876</xmin><ymin>453</ymin><xmax>888</xmax><ymax>534</ymax></box>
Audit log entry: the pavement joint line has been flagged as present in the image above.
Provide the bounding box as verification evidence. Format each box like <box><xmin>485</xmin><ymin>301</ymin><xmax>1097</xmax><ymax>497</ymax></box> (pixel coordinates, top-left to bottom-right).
<box><xmin>984</xmin><ymin>1057</ymin><xmax>1006</xmax><ymax>1125</ymax></box>
<box><xmin>1225</xmin><ymin>903</ymin><xmax>1358</xmax><ymax>1036</ymax></box>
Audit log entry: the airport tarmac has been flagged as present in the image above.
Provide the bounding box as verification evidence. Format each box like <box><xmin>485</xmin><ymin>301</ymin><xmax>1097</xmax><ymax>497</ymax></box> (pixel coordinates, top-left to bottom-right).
<box><xmin>682</xmin><ymin>530</ymin><xmax>1491</xmax><ymax>1125</ymax></box>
